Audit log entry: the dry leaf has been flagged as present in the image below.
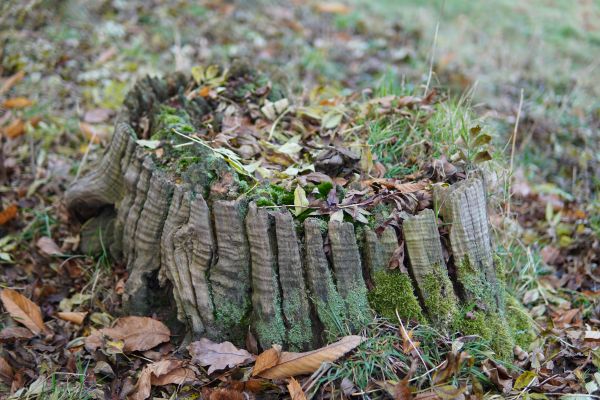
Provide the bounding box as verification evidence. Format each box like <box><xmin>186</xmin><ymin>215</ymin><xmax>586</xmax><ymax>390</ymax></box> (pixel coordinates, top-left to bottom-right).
<box><xmin>3</xmin><ymin>97</ymin><xmax>33</xmax><ymax>109</ymax></box>
<box><xmin>84</xmin><ymin>108</ymin><xmax>112</xmax><ymax>123</ymax></box>
<box><xmin>394</xmin><ymin>377</ymin><xmax>413</xmax><ymax>399</ymax></box>
<box><xmin>56</xmin><ymin>311</ymin><xmax>87</xmax><ymax>325</ymax></box>
<box><xmin>84</xmin><ymin>329</ymin><xmax>104</xmax><ymax>352</ymax></box>
<box><xmin>584</xmin><ymin>330</ymin><xmax>600</xmax><ymax>343</ymax></box>
<box><xmin>0</xmin><ymin>204</ymin><xmax>18</xmax><ymax>225</ymax></box>
<box><xmin>315</xmin><ymin>2</ymin><xmax>351</xmax><ymax>14</ymax></box>
<box><xmin>36</xmin><ymin>237</ymin><xmax>62</xmax><ymax>256</ymax></box>
<box><xmin>79</xmin><ymin>121</ymin><xmax>102</xmax><ymax>144</ymax></box>
<box><xmin>258</xmin><ymin>335</ymin><xmax>365</xmax><ymax>379</ymax></box>
<box><xmin>287</xmin><ymin>378</ymin><xmax>307</xmax><ymax>400</ymax></box>
<box><xmin>130</xmin><ymin>359</ymin><xmax>197</xmax><ymax>400</ymax></box>
<box><xmin>100</xmin><ymin>316</ymin><xmax>170</xmax><ymax>352</ymax></box>
<box><xmin>0</xmin><ymin>357</ymin><xmax>13</xmax><ymax>385</ymax></box>
<box><xmin>0</xmin><ymin>289</ymin><xmax>47</xmax><ymax>335</ymax></box>
<box><xmin>4</xmin><ymin>119</ymin><xmax>25</xmax><ymax>139</ymax></box>
<box><xmin>0</xmin><ymin>70</ymin><xmax>25</xmax><ymax>96</ymax></box>
<box><xmin>189</xmin><ymin>337</ymin><xmax>255</xmax><ymax>374</ymax></box>
<box><xmin>0</xmin><ymin>326</ymin><xmax>34</xmax><ymax>342</ymax></box>
<box><xmin>252</xmin><ymin>345</ymin><xmax>281</xmax><ymax>376</ymax></box>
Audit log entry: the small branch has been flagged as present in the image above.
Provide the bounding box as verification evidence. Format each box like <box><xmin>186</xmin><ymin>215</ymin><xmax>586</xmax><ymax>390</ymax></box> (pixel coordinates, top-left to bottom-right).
<box><xmin>506</xmin><ymin>88</ymin><xmax>524</xmax><ymax>216</ymax></box>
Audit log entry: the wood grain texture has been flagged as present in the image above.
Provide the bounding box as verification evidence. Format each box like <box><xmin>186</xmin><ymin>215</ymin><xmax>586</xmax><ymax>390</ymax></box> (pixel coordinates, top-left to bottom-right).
<box><xmin>404</xmin><ymin>209</ymin><xmax>457</xmax><ymax>327</ymax></box>
<box><xmin>210</xmin><ymin>200</ymin><xmax>251</xmax><ymax>343</ymax></box>
<box><xmin>364</xmin><ymin>226</ymin><xmax>398</xmax><ymax>276</ymax></box>
<box><xmin>328</xmin><ymin>220</ymin><xmax>371</xmax><ymax>329</ymax></box>
<box><xmin>274</xmin><ymin>210</ymin><xmax>313</xmax><ymax>350</ymax></box>
<box><xmin>246</xmin><ymin>203</ymin><xmax>285</xmax><ymax>349</ymax></box>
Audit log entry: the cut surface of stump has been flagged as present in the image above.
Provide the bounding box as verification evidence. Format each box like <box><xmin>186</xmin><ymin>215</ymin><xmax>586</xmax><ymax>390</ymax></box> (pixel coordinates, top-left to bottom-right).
<box><xmin>66</xmin><ymin>71</ymin><xmax>533</xmax><ymax>356</ymax></box>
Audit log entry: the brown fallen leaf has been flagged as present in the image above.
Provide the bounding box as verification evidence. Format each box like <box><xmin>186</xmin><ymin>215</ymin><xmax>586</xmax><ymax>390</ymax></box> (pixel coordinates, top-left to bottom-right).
<box><xmin>584</xmin><ymin>330</ymin><xmax>600</xmax><ymax>343</ymax></box>
<box><xmin>56</xmin><ymin>311</ymin><xmax>87</xmax><ymax>325</ymax></box>
<box><xmin>3</xmin><ymin>97</ymin><xmax>33</xmax><ymax>109</ymax></box>
<box><xmin>0</xmin><ymin>357</ymin><xmax>13</xmax><ymax>385</ymax></box>
<box><xmin>258</xmin><ymin>335</ymin><xmax>365</xmax><ymax>379</ymax></box>
<box><xmin>130</xmin><ymin>359</ymin><xmax>197</xmax><ymax>400</ymax></box>
<box><xmin>4</xmin><ymin>119</ymin><xmax>25</xmax><ymax>139</ymax></box>
<box><xmin>315</xmin><ymin>2</ymin><xmax>351</xmax><ymax>14</ymax></box>
<box><xmin>0</xmin><ymin>326</ymin><xmax>34</xmax><ymax>342</ymax></box>
<box><xmin>252</xmin><ymin>345</ymin><xmax>281</xmax><ymax>377</ymax></box>
<box><xmin>100</xmin><ymin>316</ymin><xmax>170</xmax><ymax>352</ymax></box>
<box><xmin>0</xmin><ymin>70</ymin><xmax>25</xmax><ymax>96</ymax></box>
<box><xmin>287</xmin><ymin>377</ymin><xmax>307</xmax><ymax>400</ymax></box>
<box><xmin>0</xmin><ymin>289</ymin><xmax>47</xmax><ymax>335</ymax></box>
<box><xmin>189</xmin><ymin>337</ymin><xmax>255</xmax><ymax>374</ymax></box>
<box><xmin>36</xmin><ymin>236</ymin><xmax>62</xmax><ymax>256</ymax></box>
<box><xmin>79</xmin><ymin>121</ymin><xmax>109</xmax><ymax>143</ymax></box>
<box><xmin>84</xmin><ymin>329</ymin><xmax>104</xmax><ymax>352</ymax></box>
<box><xmin>0</xmin><ymin>204</ymin><xmax>18</xmax><ymax>225</ymax></box>
<box><xmin>482</xmin><ymin>358</ymin><xmax>513</xmax><ymax>394</ymax></box>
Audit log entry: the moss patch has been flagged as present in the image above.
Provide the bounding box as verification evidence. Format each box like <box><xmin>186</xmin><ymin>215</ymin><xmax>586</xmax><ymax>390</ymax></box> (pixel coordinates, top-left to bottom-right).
<box><xmin>345</xmin><ymin>283</ymin><xmax>372</xmax><ymax>330</ymax></box>
<box><xmin>368</xmin><ymin>270</ymin><xmax>424</xmax><ymax>323</ymax></box>
<box><xmin>282</xmin><ymin>289</ymin><xmax>313</xmax><ymax>351</ymax></box>
<box><xmin>455</xmin><ymin>257</ymin><xmax>497</xmax><ymax>312</ymax></box>
<box><xmin>313</xmin><ymin>277</ymin><xmax>348</xmax><ymax>342</ymax></box>
<box><xmin>213</xmin><ymin>296</ymin><xmax>251</xmax><ymax>345</ymax></box>
<box><xmin>505</xmin><ymin>293</ymin><xmax>537</xmax><ymax>349</ymax></box>
<box><xmin>453</xmin><ymin>308</ymin><xmax>514</xmax><ymax>361</ymax></box>
<box><xmin>421</xmin><ymin>264</ymin><xmax>459</xmax><ymax>330</ymax></box>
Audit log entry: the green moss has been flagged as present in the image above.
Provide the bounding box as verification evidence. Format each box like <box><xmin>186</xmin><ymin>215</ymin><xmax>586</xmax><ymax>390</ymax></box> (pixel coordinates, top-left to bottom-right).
<box><xmin>456</xmin><ymin>257</ymin><xmax>497</xmax><ymax>312</ymax></box>
<box><xmin>255</xmin><ymin>273</ymin><xmax>287</xmax><ymax>348</ymax></box>
<box><xmin>313</xmin><ymin>276</ymin><xmax>348</xmax><ymax>342</ymax></box>
<box><xmin>282</xmin><ymin>289</ymin><xmax>313</xmax><ymax>351</ymax></box>
<box><xmin>453</xmin><ymin>307</ymin><xmax>514</xmax><ymax>361</ymax></box>
<box><xmin>421</xmin><ymin>264</ymin><xmax>459</xmax><ymax>330</ymax></box>
<box><xmin>214</xmin><ymin>296</ymin><xmax>251</xmax><ymax>345</ymax></box>
<box><xmin>505</xmin><ymin>293</ymin><xmax>537</xmax><ymax>349</ymax></box>
<box><xmin>345</xmin><ymin>283</ymin><xmax>372</xmax><ymax>330</ymax></box>
<box><xmin>368</xmin><ymin>270</ymin><xmax>424</xmax><ymax>323</ymax></box>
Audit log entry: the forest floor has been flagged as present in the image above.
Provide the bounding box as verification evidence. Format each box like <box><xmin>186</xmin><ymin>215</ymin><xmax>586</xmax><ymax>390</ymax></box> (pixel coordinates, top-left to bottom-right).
<box><xmin>0</xmin><ymin>0</ymin><xmax>598</xmax><ymax>399</ymax></box>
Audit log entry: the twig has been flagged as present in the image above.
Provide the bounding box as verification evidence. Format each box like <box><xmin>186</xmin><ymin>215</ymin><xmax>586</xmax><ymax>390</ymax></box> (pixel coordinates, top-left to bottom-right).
<box><xmin>506</xmin><ymin>88</ymin><xmax>524</xmax><ymax>216</ymax></box>
<box><xmin>424</xmin><ymin>0</ymin><xmax>445</xmax><ymax>97</ymax></box>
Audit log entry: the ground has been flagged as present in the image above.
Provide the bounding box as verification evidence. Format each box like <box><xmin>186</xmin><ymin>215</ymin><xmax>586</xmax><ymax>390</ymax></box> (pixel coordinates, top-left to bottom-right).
<box><xmin>0</xmin><ymin>0</ymin><xmax>599</xmax><ymax>399</ymax></box>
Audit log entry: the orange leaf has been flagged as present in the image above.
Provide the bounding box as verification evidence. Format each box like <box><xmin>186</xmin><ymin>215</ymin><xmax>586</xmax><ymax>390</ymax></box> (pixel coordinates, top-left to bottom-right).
<box><xmin>0</xmin><ymin>204</ymin><xmax>18</xmax><ymax>225</ymax></box>
<box><xmin>3</xmin><ymin>97</ymin><xmax>33</xmax><ymax>109</ymax></box>
<box><xmin>287</xmin><ymin>378</ymin><xmax>307</xmax><ymax>400</ymax></box>
<box><xmin>0</xmin><ymin>289</ymin><xmax>47</xmax><ymax>335</ymax></box>
<box><xmin>252</xmin><ymin>345</ymin><xmax>281</xmax><ymax>376</ymax></box>
<box><xmin>259</xmin><ymin>335</ymin><xmax>365</xmax><ymax>379</ymax></box>
<box><xmin>315</xmin><ymin>2</ymin><xmax>351</xmax><ymax>14</ymax></box>
<box><xmin>199</xmin><ymin>86</ymin><xmax>211</xmax><ymax>97</ymax></box>
<box><xmin>4</xmin><ymin>119</ymin><xmax>25</xmax><ymax>139</ymax></box>
<box><xmin>56</xmin><ymin>311</ymin><xmax>87</xmax><ymax>325</ymax></box>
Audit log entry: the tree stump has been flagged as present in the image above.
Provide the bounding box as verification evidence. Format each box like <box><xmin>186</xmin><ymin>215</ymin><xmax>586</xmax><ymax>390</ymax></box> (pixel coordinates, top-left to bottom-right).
<box><xmin>65</xmin><ymin>73</ymin><xmax>533</xmax><ymax>356</ymax></box>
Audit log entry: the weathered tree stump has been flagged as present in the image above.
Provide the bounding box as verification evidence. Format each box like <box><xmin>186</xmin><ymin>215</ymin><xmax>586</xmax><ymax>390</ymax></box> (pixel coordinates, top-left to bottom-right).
<box><xmin>65</xmin><ymin>73</ymin><xmax>533</xmax><ymax>356</ymax></box>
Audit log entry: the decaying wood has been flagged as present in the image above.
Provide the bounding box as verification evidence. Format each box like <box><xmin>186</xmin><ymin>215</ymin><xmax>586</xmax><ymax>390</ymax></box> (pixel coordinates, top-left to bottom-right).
<box><xmin>66</xmin><ymin>76</ymin><xmax>513</xmax><ymax>351</ymax></box>
<box><xmin>435</xmin><ymin>178</ymin><xmax>501</xmax><ymax>310</ymax></box>
<box><xmin>404</xmin><ymin>209</ymin><xmax>458</xmax><ymax>327</ymax></box>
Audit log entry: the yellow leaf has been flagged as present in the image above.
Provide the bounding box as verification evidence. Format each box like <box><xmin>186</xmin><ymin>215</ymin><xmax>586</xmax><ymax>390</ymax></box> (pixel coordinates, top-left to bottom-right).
<box><xmin>287</xmin><ymin>378</ymin><xmax>307</xmax><ymax>400</ymax></box>
<box><xmin>293</xmin><ymin>185</ymin><xmax>309</xmax><ymax>216</ymax></box>
<box><xmin>258</xmin><ymin>335</ymin><xmax>365</xmax><ymax>379</ymax></box>
<box><xmin>514</xmin><ymin>370</ymin><xmax>537</xmax><ymax>390</ymax></box>
<box><xmin>3</xmin><ymin>97</ymin><xmax>33</xmax><ymax>109</ymax></box>
<box><xmin>3</xmin><ymin>119</ymin><xmax>25</xmax><ymax>139</ymax></box>
<box><xmin>0</xmin><ymin>289</ymin><xmax>48</xmax><ymax>335</ymax></box>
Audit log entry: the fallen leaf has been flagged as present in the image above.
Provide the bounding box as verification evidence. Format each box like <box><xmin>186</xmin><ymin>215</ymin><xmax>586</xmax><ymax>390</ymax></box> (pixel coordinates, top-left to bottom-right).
<box><xmin>36</xmin><ymin>237</ymin><xmax>62</xmax><ymax>256</ymax></box>
<box><xmin>79</xmin><ymin>121</ymin><xmax>109</xmax><ymax>143</ymax></box>
<box><xmin>0</xmin><ymin>289</ymin><xmax>47</xmax><ymax>335</ymax></box>
<box><xmin>84</xmin><ymin>329</ymin><xmax>104</xmax><ymax>352</ymax></box>
<box><xmin>100</xmin><ymin>316</ymin><xmax>170</xmax><ymax>352</ymax></box>
<box><xmin>0</xmin><ymin>204</ymin><xmax>18</xmax><ymax>225</ymax></box>
<box><xmin>514</xmin><ymin>370</ymin><xmax>537</xmax><ymax>390</ymax></box>
<box><xmin>394</xmin><ymin>377</ymin><xmax>413</xmax><ymax>399</ymax></box>
<box><xmin>252</xmin><ymin>345</ymin><xmax>281</xmax><ymax>376</ymax></box>
<box><xmin>315</xmin><ymin>2</ymin><xmax>351</xmax><ymax>14</ymax></box>
<box><xmin>3</xmin><ymin>119</ymin><xmax>25</xmax><ymax>139</ymax></box>
<box><xmin>294</xmin><ymin>185</ymin><xmax>309</xmax><ymax>216</ymax></box>
<box><xmin>0</xmin><ymin>70</ymin><xmax>25</xmax><ymax>96</ymax></box>
<box><xmin>56</xmin><ymin>311</ymin><xmax>87</xmax><ymax>325</ymax></box>
<box><xmin>3</xmin><ymin>97</ymin><xmax>33</xmax><ymax>109</ymax></box>
<box><xmin>130</xmin><ymin>359</ymin><xmax>197</xmax><ymax>400</ymax></box>
<box><xmin>84</xmin><ymin>108</ymin><xmax>112</xmax><ymax>123</ymax></box>
<box><xmin>0</xmin><ymin>357</ymin><xmax>13</xmax><ymax>385</ymax></box>
<box><xmin>258</xmin><ymin>335</ymin><xmax>365</xmax><ymax>379</ymax></box>
<box><xmin>584</xmin><ymin>330</ymin><xmax>600</xmax><ymax>344</ymax></box>
<box><xmin>189</xmin><ymin>337</ymin><xmax>255</xmax><ymax>374</ymax></box>
<box><xmin>0</xmin><ymin>326</ymin><xmax>34</xmax><ymax>342</ymax></box>
<box><xmin>287</xmin><ymin>378</ymin><xmax>307</xmax><ymax>400</ymax></box>
<box><xmin>482</xmin><ymin>358</ymin><xmax>513</xmax><ymax>393</ymax></box>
